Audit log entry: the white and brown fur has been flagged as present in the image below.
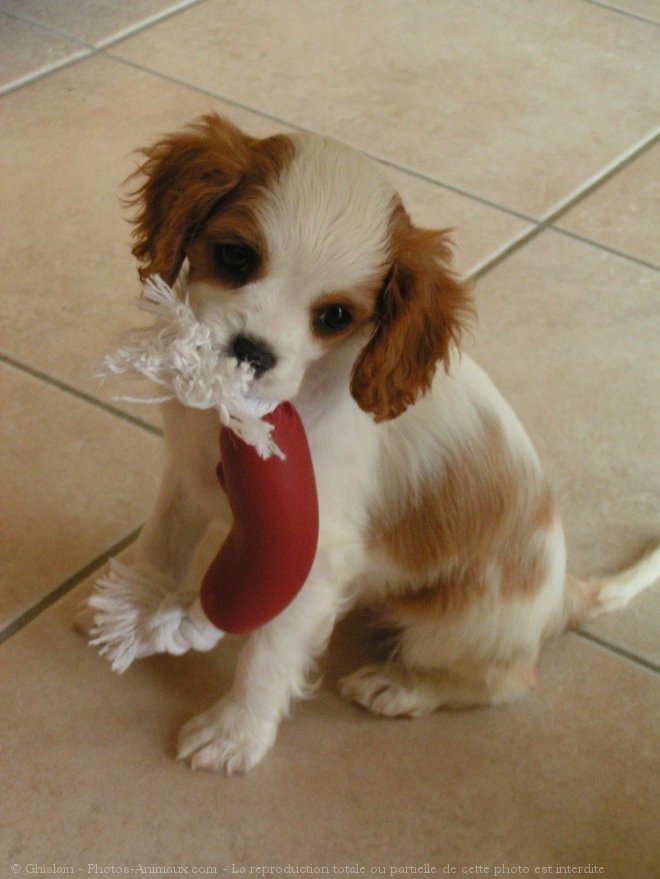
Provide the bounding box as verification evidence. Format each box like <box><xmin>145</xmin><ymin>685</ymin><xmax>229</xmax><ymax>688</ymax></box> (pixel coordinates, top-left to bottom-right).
<box><xmin>100</xmin><ymin>114</ymin><xmax>660</xmax><ymax>774</ymax></box>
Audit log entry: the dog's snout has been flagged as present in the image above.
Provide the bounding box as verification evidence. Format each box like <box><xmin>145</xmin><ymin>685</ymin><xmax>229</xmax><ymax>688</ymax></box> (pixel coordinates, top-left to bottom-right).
<box><xmin>231</xmin><ymin>334</ymin><xmax>277</xmax><ymax>377</ymax></box>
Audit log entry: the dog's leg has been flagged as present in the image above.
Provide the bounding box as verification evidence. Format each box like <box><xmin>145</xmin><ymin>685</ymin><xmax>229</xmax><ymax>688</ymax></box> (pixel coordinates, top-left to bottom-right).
<box><xmin>128</xmin><ymin>457</ymin><xmax>218</xmax><ymax>584</ymax></box>
<box><xmin>77</xmin><ymin>442</ymin><xmax>228</xmax><ymax>667</ymax></box>
<box><xmin>340</xmin><ymin>655</ymin><xmax>537</xmax><ymax>717</ymax></box>
<box><xmin>177</xmin><ymin>575</ymin><xmax>342</xmax><ymax>774</ymax></box>
<box><xmin>124</xmin><ymin>402</ymin><xmax>228</xmax><ymax>584</ymax></box>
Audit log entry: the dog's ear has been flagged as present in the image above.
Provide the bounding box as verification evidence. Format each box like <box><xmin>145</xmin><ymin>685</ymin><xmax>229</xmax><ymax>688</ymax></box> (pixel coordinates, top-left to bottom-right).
<box><xmin>350</xmin><ymin>214</ymin><xmax>473</xmax><ymax>422</ymax></box>
<box><xmin>125</xmin><ymin>114</ymin><xmax>254</xmax><ymax>284</ymax></box>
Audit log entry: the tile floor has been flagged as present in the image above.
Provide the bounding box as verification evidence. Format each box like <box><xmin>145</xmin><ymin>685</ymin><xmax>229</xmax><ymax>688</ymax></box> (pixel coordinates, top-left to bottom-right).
<box><xmin>1</xmin><ymin>1</ymin><xmax>658</xmax><ymax>875</ymax></box>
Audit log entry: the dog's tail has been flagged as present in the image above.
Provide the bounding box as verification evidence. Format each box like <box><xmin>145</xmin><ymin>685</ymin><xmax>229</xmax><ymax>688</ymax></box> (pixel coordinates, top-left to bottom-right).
<box><xmin>563</xmin><ymin>543</ymin><xmax>660</xmax><ymax>629</ymax></box>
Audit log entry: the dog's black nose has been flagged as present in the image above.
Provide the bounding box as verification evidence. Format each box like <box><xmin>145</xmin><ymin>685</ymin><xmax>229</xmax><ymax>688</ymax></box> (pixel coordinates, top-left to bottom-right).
<box><xmin>231</xmin><ymin>334</ymin><xmax>277</xmax><ymax>377</ymax></box>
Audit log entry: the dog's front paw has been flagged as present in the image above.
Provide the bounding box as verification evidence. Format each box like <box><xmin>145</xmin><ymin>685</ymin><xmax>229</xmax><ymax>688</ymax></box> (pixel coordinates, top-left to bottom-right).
<box><xmin>177</xmin><ymin>700</ymin><xmax>278</xmax><ymax>775</ymax></box>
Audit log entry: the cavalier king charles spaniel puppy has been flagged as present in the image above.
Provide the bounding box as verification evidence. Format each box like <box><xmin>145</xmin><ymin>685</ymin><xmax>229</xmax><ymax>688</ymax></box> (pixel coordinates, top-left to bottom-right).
<box><xmin>101</xmin><ymin>114</ymin><xmax>658</xmax><ymax>774</ymax></box>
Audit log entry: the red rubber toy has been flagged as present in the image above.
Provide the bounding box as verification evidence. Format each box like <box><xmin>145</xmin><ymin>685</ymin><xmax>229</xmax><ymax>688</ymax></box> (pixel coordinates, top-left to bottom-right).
<box><xmin>200</xmin><ymin>403</ymin><xmax>319</xmax><ymax>634</ymax></box>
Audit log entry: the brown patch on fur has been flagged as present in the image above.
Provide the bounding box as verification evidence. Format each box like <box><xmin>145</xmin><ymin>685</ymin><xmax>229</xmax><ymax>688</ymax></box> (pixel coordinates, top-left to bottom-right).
<box><xmin>368</xmin><ymin>408</ymin><xmax>554</xmax><ymax>619</ymax></box>
<box><xmin>350</xmin><ymin>200</ymin><xmax>474</xmax><ymax>422</ymax></box>
<box><xmin>124</xmin><ymin>114</ymin><xmax>294</xmax><ymax>285</ymax></box>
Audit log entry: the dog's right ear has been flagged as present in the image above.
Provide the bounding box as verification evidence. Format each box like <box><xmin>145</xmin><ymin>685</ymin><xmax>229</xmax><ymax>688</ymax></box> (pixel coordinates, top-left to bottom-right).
<box><xmin>125</xmin><ymin>114</ymin><xmax>253</xmax><ymax>285</ymax></box>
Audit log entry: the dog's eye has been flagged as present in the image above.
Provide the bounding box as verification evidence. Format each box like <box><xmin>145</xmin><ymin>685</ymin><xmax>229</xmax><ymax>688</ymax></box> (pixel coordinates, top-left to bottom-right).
<box><xmin>315</xmin><ymin>304</ymin><xmax>353</xmax><ymax>334</ymax></box>
<box><xmin>213</xmin><ymin>243</ymin><xmax>257</xmax><ymax>281</ymax></box>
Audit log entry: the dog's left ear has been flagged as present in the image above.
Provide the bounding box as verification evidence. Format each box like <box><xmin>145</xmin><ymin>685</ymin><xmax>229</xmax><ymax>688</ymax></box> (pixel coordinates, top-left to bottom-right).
<box><xmin>350</xmin><ymin>216</ymin><xmax>473</xmax><ymax>422</ymax></box>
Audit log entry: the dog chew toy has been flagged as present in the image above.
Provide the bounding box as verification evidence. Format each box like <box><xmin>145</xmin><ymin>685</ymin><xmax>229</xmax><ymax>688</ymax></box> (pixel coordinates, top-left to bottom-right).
<box><xmin>201</xmin><ymin>402</ymin><xmax>318</xmax><ymax>633</ymax></box>
<box><xmin>87</xmin><ymin>274</ymin><xmax>319</xmax><ymax>671</ymax></box>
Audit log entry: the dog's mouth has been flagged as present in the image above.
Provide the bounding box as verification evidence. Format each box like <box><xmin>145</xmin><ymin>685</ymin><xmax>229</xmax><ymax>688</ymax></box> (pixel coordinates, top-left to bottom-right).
<box><xmin>211</xmin><ymin>352</ymin><xmax>283</xmax><ymax>416</ymax></box>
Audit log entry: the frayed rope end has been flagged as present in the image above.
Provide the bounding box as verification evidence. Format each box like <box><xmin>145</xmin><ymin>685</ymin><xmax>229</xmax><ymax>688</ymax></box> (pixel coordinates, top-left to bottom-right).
<box><xmin>87</xmin><ymin>559</ymin><xmax>211</xmax><ymax>673</ymax></box>
<box><xmin>98</xmin><ymin>274</ymin><xmax>284</xmax><ymax>460</ymax></box>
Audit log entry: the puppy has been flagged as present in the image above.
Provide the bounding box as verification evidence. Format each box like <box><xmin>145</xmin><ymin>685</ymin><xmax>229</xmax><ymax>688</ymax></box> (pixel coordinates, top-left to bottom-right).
<box><xmin>104</xmin><ymin>114</ymin><xmax>659</xmax><ymax>774</ymax></box>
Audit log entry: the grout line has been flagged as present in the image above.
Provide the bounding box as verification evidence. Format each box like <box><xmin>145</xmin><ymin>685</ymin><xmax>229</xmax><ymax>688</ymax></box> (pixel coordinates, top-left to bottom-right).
<box><xmin>0</xmin><ymin>527</ymin><xmax>141</xmax><ymax>646</ymax></box>
<box><xmin>574</xmin><ymin>629</ymin><xmax>660</xmax><ymax>674</ymax></box>
<box><xmin>0</xmin><ymin>0</ymin><xmax>208</xmax><ymax>96</ymax></box>
<box><xmin>101</xmin><ymin>52</ymin><xmax>334</xmax><ymax>134</ymax></box>
<box><xmin>0</xmin><ymin>0</ymin><xmax>208</xmax><ymax>51</ymax></box>
<box><xmin>0</xmin><ymin>8</ymin><xmax>93</xmax><ymax>48</ymax></box>
<box><xmin>465</xmin><ymin>226</ymin><xmax>543</xmax><ymax>282</ymax></box>
<box><xmin>470</xmin><ymin>129</ymin><xmax>660</xmax><ymax>280</ymax></box>
<box><xmin>540</xmin><ymin>128</ymin><xmax>660</xmax><ymax>226</ymax></box>
<box><xmin>95</xmin><ymin>0</ymin><xmax>210</xmax><ymax>50</ymax></box>
<box><xmin>355</xmin><ymin>149</ymin><xmax>538</xmax><ymax>226</ymax></box>
<box><xmin>551</xmin><ymin>227</ymin><xmax>660</xmax><ymax>272</ymax></box>
<box><xmin>584</xmin><ymin>0</ymin><xmax>660</xmax><ymax>26</ymax></box>
<box><xmin>0</xmin><ymin>352</ymin><xmax>163</xmax><ymax>438</ymax></box>
<box><xmin>0</xmin><ymin>49</ymin><xmax>93</xmax><ymax>97</ymax></box>
<box><xmin>465</xmin><ymin>207</ymin><xmax>660</xmax><ymax>285</ymax></box>
<box><xmin>0</xmin><ymin>7</ymin><xmax>94</xmax><ymax>99</ymax></box>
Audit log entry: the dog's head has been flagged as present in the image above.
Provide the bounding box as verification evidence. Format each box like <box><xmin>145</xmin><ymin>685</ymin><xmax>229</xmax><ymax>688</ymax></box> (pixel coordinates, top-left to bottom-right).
<box><xmin>127</xmin><ymin>114</ymin><xmax>472</xmax><ymax>420</ymax></box>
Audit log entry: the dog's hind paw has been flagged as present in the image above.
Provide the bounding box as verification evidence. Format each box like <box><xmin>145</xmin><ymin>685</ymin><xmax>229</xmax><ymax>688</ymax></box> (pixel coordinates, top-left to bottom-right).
<box><xmin>340</xmin><ymin>664</ymin><xmax>436</xmax><ymax>718</ymax></box>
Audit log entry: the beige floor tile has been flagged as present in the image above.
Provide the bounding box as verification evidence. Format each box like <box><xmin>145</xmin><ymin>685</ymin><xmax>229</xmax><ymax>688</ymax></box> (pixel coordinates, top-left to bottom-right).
<box><xmin>111</xmin><ymin>0</ymin><xmax>660</xmax><ymax>218</ymax></box>
<box><xmin>0</xmin><ymin>577</ymin><xmax>658</xmax><ymax>874</ymax></box>
<box><xmin>467</xmin><ymin>230</ymin><xmax>659</xmax><ymax>661</ymax></box>
<box><xmin>556</xmin><ymin>145</ymin><xmax>660</xmax><ymax>268</ymax></box>
<box><xmin>0</xmin><ymin>12</ymin><xmax>89</xmax><ymax>92</ymax></box>
<box><xmin>1</xmin><ymin>0</ymin><xmax>199</xmax><ymax>47</ymax></box>
<box><xmin>0</xmin><ymin>53</ymin><xmax>529</xmax><ymax>413</ymax></box>
<box><xmin>0</xmin><ymin>363</ymin><xmax>162</xmax><ymax>630</ymax></box>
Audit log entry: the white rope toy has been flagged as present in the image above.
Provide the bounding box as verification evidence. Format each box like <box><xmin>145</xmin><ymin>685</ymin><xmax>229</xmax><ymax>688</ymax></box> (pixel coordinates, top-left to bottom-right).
<box><xmin>87</xmin><ymin>273</ymin><xmax>283</xmax><ymax>672</ymax></box>
<box><xmin>87</xmin><ymin>560</ymin><xmax>221</xmax><ymax>674</ymax></box>
<box><xmin>100</xmin><ymin>273</ymin><xmax>283</xmax><ymax>460</ymax></box>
